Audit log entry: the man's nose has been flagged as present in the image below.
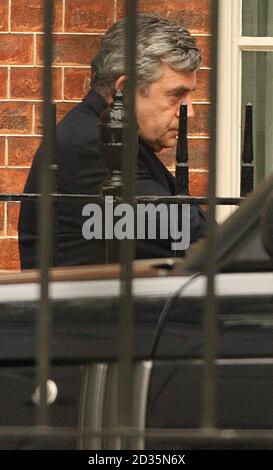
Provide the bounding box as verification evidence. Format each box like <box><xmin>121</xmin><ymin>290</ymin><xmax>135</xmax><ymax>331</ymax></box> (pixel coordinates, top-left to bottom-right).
<box><xmin>176</xmin><ymin>98</ymin><xmax>194</xmax><ymax>118</ymax></box>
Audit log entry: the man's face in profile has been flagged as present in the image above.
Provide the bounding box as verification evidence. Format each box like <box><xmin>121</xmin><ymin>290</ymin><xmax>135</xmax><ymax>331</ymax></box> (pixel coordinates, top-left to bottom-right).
<box><xmin>135</xmin><ymin>63</ymin><xmax>196</xmax><ymax>152</ymax></box>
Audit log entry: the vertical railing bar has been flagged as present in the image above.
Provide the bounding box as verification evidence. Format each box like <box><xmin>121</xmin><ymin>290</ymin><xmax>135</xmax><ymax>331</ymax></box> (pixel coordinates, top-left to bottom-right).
<box><xmin>36</xmin><ymin>0</ymin><xmax>54</xmax><ymax>426</ymax></box>
<box><xmin>241</xmin><ymin>103</ymin><xmax>254</xmax><ymax>197</ymax></box>
<box><xmin>118</xmin><ymin>0</ymin><xmax>138</xmax><ymax>446</ymax></box>
<box><xmin>175</xmin><ymin>104</ymin><xmax>189</xmax><ymax>195</ymax></box>
<box><xmin>201</xmin><ymin>0</ymin><xmax>219</xmax><ymax>429</ymax></box>
<box><xmin>51</xmin><ymin>102</ymin><xmax>59</xmax><ymax>267</ymax></box>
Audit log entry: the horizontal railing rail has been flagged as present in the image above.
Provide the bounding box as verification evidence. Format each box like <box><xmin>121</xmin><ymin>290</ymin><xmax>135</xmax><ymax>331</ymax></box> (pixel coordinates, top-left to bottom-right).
<box><xmin>0</xmin><ymin>193</ymin><xmax>245</xmax><ymax>205</ymax></box>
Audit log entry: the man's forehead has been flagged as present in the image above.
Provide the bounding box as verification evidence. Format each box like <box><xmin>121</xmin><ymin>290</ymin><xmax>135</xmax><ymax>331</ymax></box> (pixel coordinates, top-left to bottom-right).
<box><xmin>160</xmin><ymin>66</ymin><xmax>197</xmax><ymax>91</ymax></box>
<box><xmin>167</xmin><ymin>81</ymin><xmax>196</xmax><ymax>93</ymax></box>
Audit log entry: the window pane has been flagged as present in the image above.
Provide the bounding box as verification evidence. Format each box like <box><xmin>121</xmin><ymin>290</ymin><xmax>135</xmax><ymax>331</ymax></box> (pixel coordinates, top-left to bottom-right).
<box><xmin>242</xmin><ymin>51</ymin><xmax>273</xmax><ymax>183</ymax></box>
<box><xmin>242</xmin><ymin>0</ymin><xmax>273</xmax><ymax>36</ymax></box>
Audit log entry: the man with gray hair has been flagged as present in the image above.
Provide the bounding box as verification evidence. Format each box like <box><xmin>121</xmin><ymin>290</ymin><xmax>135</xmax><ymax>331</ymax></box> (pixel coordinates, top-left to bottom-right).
<box><xmin>19</xmin><ymin>14</ymin><xmax>207</xmax><ymax>268</ymax></box>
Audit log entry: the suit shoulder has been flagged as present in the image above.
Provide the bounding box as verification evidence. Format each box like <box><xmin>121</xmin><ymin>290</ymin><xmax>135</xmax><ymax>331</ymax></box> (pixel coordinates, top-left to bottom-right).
<box><xmin>57</xmin><ymin>100</ymin><xmax>99</xmax><ymax>148</ymax></box>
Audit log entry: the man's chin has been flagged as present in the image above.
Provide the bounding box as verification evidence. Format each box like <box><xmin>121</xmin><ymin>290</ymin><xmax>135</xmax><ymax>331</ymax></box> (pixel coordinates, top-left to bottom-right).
<box><xmin>158</xmin><ymin>138</ymin><xmax>177</xmax><ymax>151</ymax></box>
<box><xmin>142</xmin><ymin>137</ymin><xmax>177</xmax><ymax>152</ymax></box>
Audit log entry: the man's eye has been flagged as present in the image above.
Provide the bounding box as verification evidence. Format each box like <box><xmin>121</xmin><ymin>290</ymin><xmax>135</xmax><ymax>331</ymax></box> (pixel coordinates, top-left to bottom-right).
<box><xmin>169</xmin><ymin>94</ymin><xmax>180</xmax><ymax>102</ymax></box>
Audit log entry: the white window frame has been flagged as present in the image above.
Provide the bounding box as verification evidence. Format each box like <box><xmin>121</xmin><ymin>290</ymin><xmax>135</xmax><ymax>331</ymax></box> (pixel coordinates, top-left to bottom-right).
<box><xmin>216</xmin><ymin>0</ymin><xmax>273</xmax><ymax>222</ymax></box>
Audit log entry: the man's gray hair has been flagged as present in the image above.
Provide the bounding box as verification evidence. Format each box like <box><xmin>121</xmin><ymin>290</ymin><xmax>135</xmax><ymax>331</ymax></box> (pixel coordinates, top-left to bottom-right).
<box><xmin>91</xmin><ymin>14</ymin><xmax>201</xmax><ymax>97</ymax></box>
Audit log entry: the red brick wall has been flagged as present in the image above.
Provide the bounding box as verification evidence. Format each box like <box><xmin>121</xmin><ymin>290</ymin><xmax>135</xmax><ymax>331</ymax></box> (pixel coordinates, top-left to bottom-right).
<box><xmin>0</xmin><ymin>0</ymin><xmax>211</xmax><ymax>271</ymax></box>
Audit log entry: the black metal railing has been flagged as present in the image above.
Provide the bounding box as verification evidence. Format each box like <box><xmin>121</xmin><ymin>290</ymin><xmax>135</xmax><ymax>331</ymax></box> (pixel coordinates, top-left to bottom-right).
<box><xmin>1</xmin><ymin>0</ymin><xmax>272</xmax><ymax>452</ymax></box>
<box><xmin>175</xmin><ymin>103</ymin><xmax>189</xmax><ymax>195</ymax></box>
<box><xmin>241</xmin><ymin>103</ymin><xmax>254</xmax><ymax>197</ymax></box>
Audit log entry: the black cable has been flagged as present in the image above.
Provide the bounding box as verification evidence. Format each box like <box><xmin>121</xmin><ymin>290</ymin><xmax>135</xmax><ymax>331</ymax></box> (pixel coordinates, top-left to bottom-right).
<box><xmin>149</xmin><ymin>271</ymin><xmax>202</xmax><ymax>358</ymax></box>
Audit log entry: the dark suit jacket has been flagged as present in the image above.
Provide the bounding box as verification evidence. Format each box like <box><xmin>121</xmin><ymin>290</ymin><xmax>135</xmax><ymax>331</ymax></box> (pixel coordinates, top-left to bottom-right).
<box><xmin>18</xmin><ymin>89</ymin><xmax>207</xmax><ymax>268</ymax></box>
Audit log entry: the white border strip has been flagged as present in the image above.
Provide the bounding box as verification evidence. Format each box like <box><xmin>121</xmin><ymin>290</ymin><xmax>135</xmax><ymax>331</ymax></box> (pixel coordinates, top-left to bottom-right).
<box><xmin>216</xmin><ymin>0</ymin><xmax>242</xmax><ymax>223</ymax></box>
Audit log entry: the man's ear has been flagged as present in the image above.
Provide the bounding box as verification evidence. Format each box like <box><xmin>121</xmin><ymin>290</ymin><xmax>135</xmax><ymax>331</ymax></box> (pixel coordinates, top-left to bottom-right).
<box><xmin>114</xmin><ymin>75</ymin><xmax>127</xmax><ymax>90</ymax></box>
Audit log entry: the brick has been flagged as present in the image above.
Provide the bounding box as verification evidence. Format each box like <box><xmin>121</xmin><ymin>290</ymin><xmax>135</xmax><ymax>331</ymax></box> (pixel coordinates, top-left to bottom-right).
<box><xmin>0</xmin><ymin>168</ymin><xmax>29</xmax><ymax>193</ymax></box>
<box><xmin>7</xmin><ymin>202</ymin><xmax>20</xmax><ymax>236</ymax></box>
<box><xmin>0</xmin><ymin>238</ymin><xmax>20</xmax><ymax>270</ymax></box>
<box><xmin>0</xmin><ymin>202</ymin><xmax>4</xmax><ymax>235</ymax></box>
<box><xmin>0</xmin><ymin>102</ymin><xmax>33</xmax><ymax>134</ymax></box>
<box><xmin>0</xmin><ymin>137</ymin><xmax>5</xmax><ymax>166</ymax></box>
<box><xmin>34</xmin><ymin>102</ymin><xmax>76</xmax><ymax>134</ymax></box>
<box><xmin>8</xmin><ymin>136</ymin><xmax>41</xmax><ymax>166</ymax></box>
<box><xmin>11</xmin><ymin>0</ymin><xmax>63</xmax><ymax>32</ymax></box>
<box><xmin>159</xmin><ymin>138</ymin><xmax>209</xmax><ymax>171</ymax></box>
<box><xmin>0</xmin><ymin>0</ymin><xmax>9</xmax><ymax>31</ymax></box>
<box><xmin>196</xmin><ymin>36</ymin><xmax>211</xmax><ymax>68</ymax></box>
<box><xmin>188</xmin><ymin>138</ymin><xmax>209</xmax><ymax>169</ymax></box>
<box><xmin>34</xmin><ymin>103</ymin><xmax>43</xmax><ymax>134</ymax></box>
<box><xmin>10</xmin><ymin>67</ymin><xmax>62</xmax><ymax>100</ymax></box>
<box><xmin>37</xmin><ymin>34</ymin><xmax>101</xmax><ymax>66</ymax></box>
<box><xmin>188</xmin><ymin>104</ymin><xmax>209</xmax><ymax>136</ymax></box>
<box><xmin>193</xmin><ymin>69</ymin><xmax>210</xmax><ymax>102</ymax></box>
<box><xmin>64</xmin><ymin>68</ymin><xmax>90</xmax><ymax>100</ymax></box>
<box><xmin>65</xmin><ymin>0</ymin><xmax>115</xmax><ymax>32</ymax></box>
<box><xmin>0</xmin><ymin>34</ymin><xmax>34</xmax><ymax>65</ymax></box>
<box><xmin>189</xmin><ymin>170</ymin><xmax>208</xmax><ymax>196</ymax></box>
<box><xmin>117</xmin><ymin>0</ymin><xmax>212</xmax><ymax>34</ymax></box>
<box><xmin>0</xmin><ymin>68</ymin><xmax>8</xmax><ymax>98</ymax></box>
